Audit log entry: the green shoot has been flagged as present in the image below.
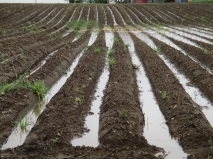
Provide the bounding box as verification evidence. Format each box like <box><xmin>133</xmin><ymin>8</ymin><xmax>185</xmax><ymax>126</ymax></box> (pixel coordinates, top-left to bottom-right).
<box><xmin>119</xmin><ymin>110</ymin><xmax>128</xmax><ymax>120</ymax></box>
<box><xmin>75</xmin><ymin>97</ymin><xmax>84</xmax><ymax>105</ymax></box>
<box><xmin>161</xmin><ymin>90</ymin><xmax>167</xmax><ymax>99</ymax></box>
<box><xmin>107</xmin><ymin>49</ymin><xmax>113</xmax><ymax>57</ymax></box>
<box><xmin>114</xmin><ymin>37</ymin><xmax>119</xmax><ymax>44</ymax></box>
<box><xmin>132</xmin><ymin>64</ymin><xmax>139</xmax><ymax>69</ymax></box>
<box><xmin>29</xmin><ymin>81</ymin><xmax>48</xmax><ymax>100</ymax></box>
<box><xmin>94</xmin><ymin>48</ymin><xmax>101</xmax><ymax>54</ymax></box>
<box><xmin>109</xmin><ymin>58</ymin><xmax>116</xmax><ymax>65</ymax></box>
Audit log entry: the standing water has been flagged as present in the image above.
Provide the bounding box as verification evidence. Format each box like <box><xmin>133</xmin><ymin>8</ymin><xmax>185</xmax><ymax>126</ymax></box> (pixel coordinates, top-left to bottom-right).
<box><xmin>1</xmin><ymin>32</ymin><xmax>98</xmax><ymax>150</ymax></box>
<box><xmin>134</xmin><ymin>32</ymin><xmax>213</xmax><ymax>127</ymax></box>
<box><xmin>119</xmin><ymin>32</ymin><xmax>187</xmax><ymax>159</ymax></box>
<box><xmin>71</xmin><ymin>31</ymin><xmax>114</xmax><ymax>147</ymax></box>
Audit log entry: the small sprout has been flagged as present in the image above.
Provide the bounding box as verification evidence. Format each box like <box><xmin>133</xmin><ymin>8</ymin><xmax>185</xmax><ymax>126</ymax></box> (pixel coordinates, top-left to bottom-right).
<box><xmin>74</xmin><ymin>86</ymin><xmax>80</xmax><ymax>93</ymax></box>
<box><xmin>132</xmin><ymin>64</ymin><xmax>139</xmax><ymax>69</ymax></box>
<box><xmin>125</xmin><ymin>43</ymin><xmax>130</xmax><ymax>48</ymax></box>
<box><xmin>155</xmin><ymin>46</ymin><xmax>161</xmax><ymax>54</ymax></box>
<box><xmin>119</xmin><ymin>110</ymin><xmax>128</xmax><ymax>120</ymax></box>
<box><xmin>21</xmin><ymin>26</ymin><xmax>29</xmax><ymax>32</ymax></box>
<box><xmin>114</xmin><ymin>37</ymin><xmax>119</xmax><ymax>44</ymax></box>
<box><xmin>75</xmin><ymin>97</ymin><xmax>84</xmax><ymax>105</ymax></box>
<box><xmin>109</xmin><ymin>58</ymin><xmax>116</xmax><ymax>65</ymax></box>
<box><xmin>29</xmin><ymin>81</ymin><xmax>48</xmax><ymax>100</ymax></box>
<box><xmin>19</xmin><ymin>52</ymin><xmax>25</xmax><ymax>60</ymax></box>
<box><xmin>94</xmin><ymin>48</ymin><xmax>101</xmax><ymax>54</ymax></box>
<box><xmin>12</xmin><ymin>117</ymin><xmax>31</xmax><ymax>132</ymax></box>
<box><xmin>161</xmin><ymin>90</ymin><xmax>167</xmax><ymax>99</ymax></box>
<box><xmin>203</xmin><ymin>49</ymin><xmax>208</xmax><ymax>54</ymax></box>
<box><xmin>107</xmin><ymin>49</ymin><xmax>113</xmax><ymax>57</ymax></box>
<box><xmin>51</xmin><ymin>138</ymin><xmax>59</xmax><ymax>143</ymax></box>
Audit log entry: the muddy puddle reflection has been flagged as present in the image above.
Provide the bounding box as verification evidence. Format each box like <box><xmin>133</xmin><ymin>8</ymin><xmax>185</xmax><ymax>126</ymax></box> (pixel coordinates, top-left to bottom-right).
<box><xmin>120</xmin><ymin>31</ymin><xmax>187</xmax><ymax>159</ymax></box>
<box><xmin>71</xmin><ymin>31</ymin><xmax>114</xmax><ymax>147</ymax></box>
<box><xmin>1</xmin><ymin>32</ymin><xmax>98</xmax><ymax>150</ymax></box>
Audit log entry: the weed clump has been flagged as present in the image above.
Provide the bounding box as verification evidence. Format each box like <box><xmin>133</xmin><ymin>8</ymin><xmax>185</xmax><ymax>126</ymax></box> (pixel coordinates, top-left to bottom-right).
<box><xmin>119</xmin><ymin>110</ymin><xmax>128</xmax><ymax>120</ymax></box>
<box><xmin>0</xmin><ymin>77</ymin><xmax>48</xmax><ymax>100</ymax></box>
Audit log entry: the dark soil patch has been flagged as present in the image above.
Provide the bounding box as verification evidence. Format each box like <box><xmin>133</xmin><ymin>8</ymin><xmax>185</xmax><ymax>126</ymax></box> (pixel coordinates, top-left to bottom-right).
<box><xmin>131</xmin><ymin>33</ymin><xmax>213</xmax><ymax>152</ymax></box>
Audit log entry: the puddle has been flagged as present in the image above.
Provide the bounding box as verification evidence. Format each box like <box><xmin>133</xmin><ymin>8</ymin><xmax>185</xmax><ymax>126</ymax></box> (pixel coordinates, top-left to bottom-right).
<box><xmin>87</xmin><ymin>7</ymin><xmax>90</xmax><ymax>22</ymax></box>
<box><xmin>143</xmin><ymin>29</ymin><xmax>213</xmax><ymax>75</ymax></box>
<box><xmin>106</xmin><ymin>6</ymin><xmax>118</xmax><ymax>26</ymax></box>
<box><xmin>77</xmin><ymin>6</ymin><xmax>83</xmax><ymax>21</ymax></box>
<box><xmin>46</xmin><ymin>8</ymin><xmax>63</xmax><ymax>25</ymax></box>
<box><xmin>133</xmin><ymin>32</ymin><xmax>213</xmax><ymax>127</ymax></box>
<box><xmin>1</xmin><ymin>32</ymin><xmax>98</xmax><ymax>150</ymax></box>
<box><xmin>124</xmin><ymin>8</ymin><xmax>135</xmax><ymax>25</ymax></box>
<box><xmin>158</xmin><ymin>54</ymin><xmax>213</xmax><ymax>127</ymax></box>
<box><xmin>119</xmin><ymin>31</ymin><xmax>187</xmax><ymax>159</ymax></box>
<box><xmin>163</xmin><ymin>27</ymin><xmax>213</xmax><ymax>44</ymax></box>
<box><xmin>126</xmin><ymin>8</ymin><xmax>143</xmax><ymax>24</ymax></box>
<box><xmin>113</xmin><ymin>7</ymin><xmax>127</xmax><ymax>25</ymax></box>
<box><xmin>174</xmin><ymin>27</ymin><xmax>213</xmax><ymax>40</ymax></box>
<box><xmin>71</xmin><ymin>31</ymin><xmax>114</xmax><ymax>147</ymax></box>
<box><xmin>168</xmin><ymin>11</ymin><xmax>182</xmax><ymax>20</ymax></box>
<box><xmin>191</xmin><ymin>28</ymin><xmax>213</xmax><ymax>36</ymax></box>
<box><xmin>37</xmin><ymin>8</ymin><xmax>56</xmax><ymax>25</ymax></box>
<box><xmin>101</xmin><ymin>6</ymin><xmax>107</xmax><ymax>26</ymax></box>
<box><xmin>27</xmin><ymin>50</ymin><xmax>58</xmax><ymax>77</ymax></box>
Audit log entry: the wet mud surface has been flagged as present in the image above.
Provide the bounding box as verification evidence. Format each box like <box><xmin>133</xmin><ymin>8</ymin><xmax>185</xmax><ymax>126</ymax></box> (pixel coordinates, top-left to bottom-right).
<box><xmin>1</xmin><ymin>3</ymin><xmax>213</xmax><ymax>159</ymax></box>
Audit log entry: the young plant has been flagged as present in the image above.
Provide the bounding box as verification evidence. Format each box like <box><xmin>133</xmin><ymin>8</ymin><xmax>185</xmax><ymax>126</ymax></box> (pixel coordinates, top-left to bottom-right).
<box><xmin>155</xmin><ymin>46</ymin><xmax>161</xmax><ymax>54</ymax></box>
<box><xmin>12</xmin><ymin>117</ymin><xmax>31</xmax><ymax>132</ymax></box>
<box><xmin>161</xmin><ymin>90</ymin><xmax>168</xmax><ymax>99</ymax></box>
<box><xmin>107</xmin><ymin>49</ymin><xmax>113</xmax><ymax>57</ymax></box>
<box><xmin>94</xmin><ymin>48</ymin><xmax>101</xmax><ymax>54</ymax></box>
<box><xmin>19</xmin><ymin>52</ymin><xmax>25</xmax><ymax>60</ymax></box>
<box><xmin>109</xmin><ymin>58</ymin><xmax>116</xmax><ymax>65</ymax></box>
<box><xmin>0</xmin><ymin>83</ymin><xmax>14</xmax><ymax>95</ymax></box>
<box><xmin>19</xmin><ymin>118</ymin><xmax>31</xmax><ymax>131</ymax></box>
<box><xmin>74</xmin><ymin>86</ymin><xmax>80</xmax><ymax>93</ymax></box>
<box><xmin>203</xmin><ymin>49</ymin><xmax>209</xmax><ymax>54</ymax></box>
<box><xmin>132</xmin><ymin>63</ymin><xmax>139</xmax><ymax>69</ymax></box>
<box><xmin>75</xmin><ymin>97</ymin><xmax>84</xmax><ymax>105</ymax></box>
<box><xmin>28</xmin><ymin>81</ymin><xmax>48</xmax><ymax>100</ymax></box>
<box><xmin>114</xmin><ymin>37</ymin><xmax>119</xmax><ymax>44</ymax></box>
<box><xmin>21</xmin><ymin>26</ymin><xmax>29</xmax><ymax>32</ymax></box>
<box><xmin>125</xmin><ymin>43</ymin><xmax>130</xmax><ymax>48</ymax></box>
<box><xmin>119</xmin><ymin>110</ymin><xmax>128</xmax><ymax>120</ymax></box>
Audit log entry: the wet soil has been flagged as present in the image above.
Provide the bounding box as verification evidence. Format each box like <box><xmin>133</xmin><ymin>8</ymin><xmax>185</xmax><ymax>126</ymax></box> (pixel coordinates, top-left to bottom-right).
<box><xmin>131</xmin><ymin>33</ymin><xmax>213</xmax><ymax>154</ymax></box>
<box><xmin>148</xmin><ymin>35</ymin><xmax>213</xmax><ymax>104</ymax></box>
<box><xmin>0</xmin><ymin>31</ymin><xmax>90</xmax><ymax>147</ymax></box>
<box><xmin>167</xmin><ymin>36</ymin><xmax>213</xmax><ymax>71</ymax></box>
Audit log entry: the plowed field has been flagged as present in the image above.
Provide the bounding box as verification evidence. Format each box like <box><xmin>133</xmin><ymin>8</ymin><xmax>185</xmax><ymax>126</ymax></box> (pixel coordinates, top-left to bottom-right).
<box><xmin>0</xmin><ymin>3</ymin><xmax>213</xmax><ymax>159</ymax></box>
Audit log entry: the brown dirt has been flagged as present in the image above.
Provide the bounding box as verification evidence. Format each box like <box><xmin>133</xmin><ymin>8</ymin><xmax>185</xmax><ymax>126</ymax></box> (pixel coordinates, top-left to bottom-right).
<box><xmin>0</xmin><ymin>31</ymin><xmax>90</xmax><ymax>147</ymax></box>
<box><xmin>131</xmin><ymin>33</ymin><xmax>213</xmax><ymax>152</ymax></box>
<box><xmin>148</xmin><ymin>35</ymin><xmax>213</xmax><ymax>104</ymax></box>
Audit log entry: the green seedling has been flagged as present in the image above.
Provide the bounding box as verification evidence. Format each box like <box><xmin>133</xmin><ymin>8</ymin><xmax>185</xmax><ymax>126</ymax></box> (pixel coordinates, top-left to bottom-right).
<box><xmin>12</xmin><ymin>117</ymin><xmax>31</xmax><ymax>131</ymax></box>
<box><xmin>114</xmin><ymin>37</ymin><xmax>119</xmax><ymax>44</ymax></box>
<box><xmin>75</xmin><ymin>97</ymin><xmax>84</xmax><ymax>105</ymax></box>
<box><xmin>94</xmin><ymin>48</ymin><xmax>101</xmax><ymax>54</ymax></box>
<box><xmin>0</xmin><ymin>83</ymin><xmax>13</xmax><ymax>95</ymax></box>
<box><xmin>109</xmin><ymin>58</ymin><xmax>116</xmax><ymax>65</ymax></box>
<box><xmin>119</xmin><ymin>110</ymin><xmax>128</xmax><ymax>120</ymax></box>
<box><xmin>125</xmin><ymin>43</ymin><xmax>130</xmax><ymax>48</ymax></box>
<box><xmin>161</xmin><ymin>90</ymin><xmax>168</xmax><ymax>99</ymax></box>
<box><xmin>74</xmin><ymin>86</ymin><xmax>80</xmax><ymax>93</ymax></box>
<box><xmin>107</xmin><ymin>49</ymin><xmax>113</xmax><ymax>57</ymax></box>
<box><xmin>155</xmin><ymin>46</ymin><xmax>161</xmax><ymax>54</ymax></box>
<box><xmin>29</xmin><ymin>81</ymin><xmax>48</xmax><ymax>100</ymax></box>
<box><xmin>19</xmin><ymin>52</ymin><xmax>25</xmax><ymax>60</ymax></box>
<box><xmin>132</xmin><ymin>64</ymin><xmax>139</xmax><ymax>69</ymax></box>
<box><xmin>203</xmin><ymin>49</ymin><xmax>209</xmax><ymax>54</ymax></box>
<box><xmin>21</xmin><ymin>26</ymin><xmax>29</xmax><ymax>32</ymax></box>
